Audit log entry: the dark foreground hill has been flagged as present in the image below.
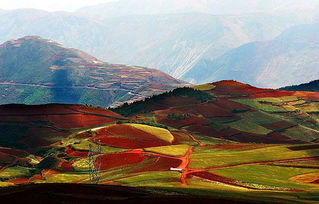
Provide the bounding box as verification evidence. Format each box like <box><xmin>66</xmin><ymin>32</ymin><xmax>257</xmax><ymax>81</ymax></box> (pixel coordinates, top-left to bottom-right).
<box><xmin>0</xmin><ymin>81</ymin><xmax>318</xmax><ymax>203</ymax></box>
<box><xmin>0</xmin><ymin>36</ymin><xmax>186</xmax><ymax>107</ymax></box>
<box><xmin>0</xmin><ymin>183</ymin><xmax>259</xmax><ymax>204</ymax></box>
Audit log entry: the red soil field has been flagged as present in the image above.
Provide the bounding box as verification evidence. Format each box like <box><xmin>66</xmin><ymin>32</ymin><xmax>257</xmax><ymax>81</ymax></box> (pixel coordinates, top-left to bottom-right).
<box><xmin>210</xmin><ymin>80</ymin><xmax>272</xmax><ymax>96</ymax></box>
<box><xmin>90</xmin><ymin>124</ymin><xmax>170</xmax><ymax>148</ymax></box>
<box><xmin>0</xmin><ymin>104</ymin><xmax>122</xmax><ymax>130</ymax></box>
<box><xmin>249</xmin><ymin>91</ymin><xmax>295</xmax><ymax>98</ymax></box>
<box><xmin>6</xmin><ymin>173</ymin><xmax>42</xmax><ymax>185</ymax></box>
<box><xmin>311</xmin><ymin>180</ymin><xmax>319</xmax><ymax>184</ymax></box>
<box><xmin>43</xmin><ymin>115</ymin><xmax>118</xmax><ymax>129</ymax></box>
<box><xmin>294</xmin><ymin>92</ymin><xmax>319</xmax><ymax>100</ymax></box>
<box><xmin>0</xmin><ymin>104</ymin><xmax>126</xmax><ymax>149</ymax></box>
<box><xmin>266</xmin><ymin>132</ymin><xmax>302</xmax><ymax>144</ymax></box>
<box><xmin>8</xmin><ymin>178</ymin><xmax>30</xmax><ymax>185</ymax></box>
<box><xmin>212</xmin><ymin>99</ymin><xmax>251</xmax><ymax>112</ymax></box>
<box><xmin>263</xmin><ymin>121</ymin><xmax>296</xmax><ymax>131</ymax></box>
<box><xmin>65</xmin><ymin>147</ymin><xmax>89</xmax><ymax>157</ymax></box>
<box><xmin>95</xmin><ymin>151</ymin><xmax>145</xmax><ymax>171</ymax></box>
<box><xmin>59</xmin><ymin>161</ymin><xmax>74</xmax><ymax>172</ymax></box>
<box><xmin>173</xmin><ymin>103</ymin><xmax>233</xmax><ymax>118</ymax></box>
<box><xmin>93</xmin><ymin>137</ymin><xmax>166</xmax><ymax>149</ymax></box>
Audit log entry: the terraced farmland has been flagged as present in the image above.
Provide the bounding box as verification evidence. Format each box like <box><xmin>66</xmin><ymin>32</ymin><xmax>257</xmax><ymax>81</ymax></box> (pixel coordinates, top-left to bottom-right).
<box><xmin>0</xmin><ymin>81</ymin><xmax>319</xmax><ymax>203</ymax></box>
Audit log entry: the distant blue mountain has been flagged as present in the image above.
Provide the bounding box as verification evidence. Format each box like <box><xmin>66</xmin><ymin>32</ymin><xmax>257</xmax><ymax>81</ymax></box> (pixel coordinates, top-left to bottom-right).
<box><xmin>183</xmin><ymin>22</ymin><xmax>319</xmax><ymax>88</ymax></box>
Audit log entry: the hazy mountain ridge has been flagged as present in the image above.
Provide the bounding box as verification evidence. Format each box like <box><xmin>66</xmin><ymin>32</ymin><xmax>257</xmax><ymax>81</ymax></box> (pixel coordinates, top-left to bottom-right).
<box><xmin>0</xmin><ymin>5</ymin><xmax>317</xmax><ymax>86</ymax></box>
<box><xmin>183</xmin><ymin>22</ymin><xmax>319</xmax><ymax>88</ymax></box>
<box><xmin>0</xmin><ymin>0</ymin><xmax>318</xmax><ymax>87</ymax></box>
<box><xmin>0</xmin><ymin>36</ymin><xmax>186</xmax><ymax>107</ymax></box>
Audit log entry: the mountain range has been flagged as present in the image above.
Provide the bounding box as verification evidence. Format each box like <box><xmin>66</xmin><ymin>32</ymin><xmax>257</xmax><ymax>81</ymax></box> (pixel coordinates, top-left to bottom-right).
<box><xmin>0</xmin><ymin>0</ymin><xmax>319</xmax><ymax>87</ymax></box>
<box><xmin>183</xmin><ymin>22</ymin><xmax>319</xmax><ymax>88</ymax></box>
<box><xmin>0</xmin><ymin>36</ymin><xmax>186</xmax><ymax>107</ymax></box>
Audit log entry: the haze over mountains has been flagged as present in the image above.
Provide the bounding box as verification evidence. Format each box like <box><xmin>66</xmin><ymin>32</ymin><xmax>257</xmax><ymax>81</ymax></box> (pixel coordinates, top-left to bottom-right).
<box><xmin>0</xmin><ymin>0</ymin><xmax>319</xmax><ymax>87</ymax></box>
<box><xmin>0</xmin><ymin>36</ymin><xmax>185</xmax><ymax>107</ymax></box>
<box><xmin>184</xmin><ymin>22</ymin><xmax>319</xmax><ymax>88</ymax></box>
<box><xmin>77</xmin><ymin>0</ymin><xmax>319</xmax><ymax>18</ymax></box>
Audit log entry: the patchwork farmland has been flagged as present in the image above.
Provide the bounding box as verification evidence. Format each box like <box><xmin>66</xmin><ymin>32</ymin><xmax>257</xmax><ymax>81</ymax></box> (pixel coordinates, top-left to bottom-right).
<box><xmin>0</xmin><ymin>81</ymin><xmax>318</xmax><ymax>203</ymax></box>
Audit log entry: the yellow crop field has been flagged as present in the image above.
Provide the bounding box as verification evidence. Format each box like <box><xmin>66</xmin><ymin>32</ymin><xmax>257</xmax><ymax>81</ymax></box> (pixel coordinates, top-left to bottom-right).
<box><xmin>127</xmin><ymin>124</ymin><xmax>174</xmax><ymax>143</ymax></box>
<box><xmin>144</xmin><ymin>144</ymin><xmax>190</xmax><ymax>156</ymax></box>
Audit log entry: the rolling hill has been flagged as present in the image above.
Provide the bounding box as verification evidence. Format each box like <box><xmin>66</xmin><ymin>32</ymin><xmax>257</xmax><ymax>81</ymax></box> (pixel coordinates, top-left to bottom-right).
<box><xmin>0</xmin><ymin>81</ymin><xmax>318</xmax><ymax>203</ymax></box>
<box><xmin>0</xmin><ymin>36</ymin><xmax>186</xmax><ymax>107</ymax></box>
<box><xmin>112</xmin><ymin>80</ymin><xmax>319</xmax><ymax>144</ymax></box>
<box><xmin>183</xmin><ymin>22</ymin><xmax>319</xmax><ymax>88</ymax></box>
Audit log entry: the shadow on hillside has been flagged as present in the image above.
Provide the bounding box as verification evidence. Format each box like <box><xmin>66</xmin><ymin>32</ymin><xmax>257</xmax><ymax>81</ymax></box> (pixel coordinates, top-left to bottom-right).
<box><xmin>51</xmin><ymin>69</ymin><xmax>80</xmax><ymax>104</ymax></box>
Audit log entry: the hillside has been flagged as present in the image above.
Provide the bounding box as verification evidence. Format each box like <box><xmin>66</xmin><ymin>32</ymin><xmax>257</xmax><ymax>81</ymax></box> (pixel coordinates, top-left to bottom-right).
<box><xmin>0</xmin><ymin>36</ymin><xmax>186</xmax><ymax>107</ymax></box>
<box><xmin>0</xmin><ymin>82</ymin><xmax>318</xmax><ymax>203</ymax></box>
<box><xmin>112</xmin><ymin>80</ymin><xmax>319</xmax><ymax>144</ymax></box>
<box><xmin>281</xmin><ymin>80</ymin><xmax>319</xmax><ymax>92</ymax></box>
<box><xmin>183</xmin><ymin>22</ymin><xmax>319</xmax><ymax>87</ymax></box>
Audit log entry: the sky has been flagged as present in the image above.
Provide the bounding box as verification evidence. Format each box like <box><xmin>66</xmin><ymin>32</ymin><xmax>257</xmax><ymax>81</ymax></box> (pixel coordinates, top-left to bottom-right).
<box><xmin>0</xmin><ymin>0</ymin><xmax>118</xmax><ymax>11</ymax></box>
